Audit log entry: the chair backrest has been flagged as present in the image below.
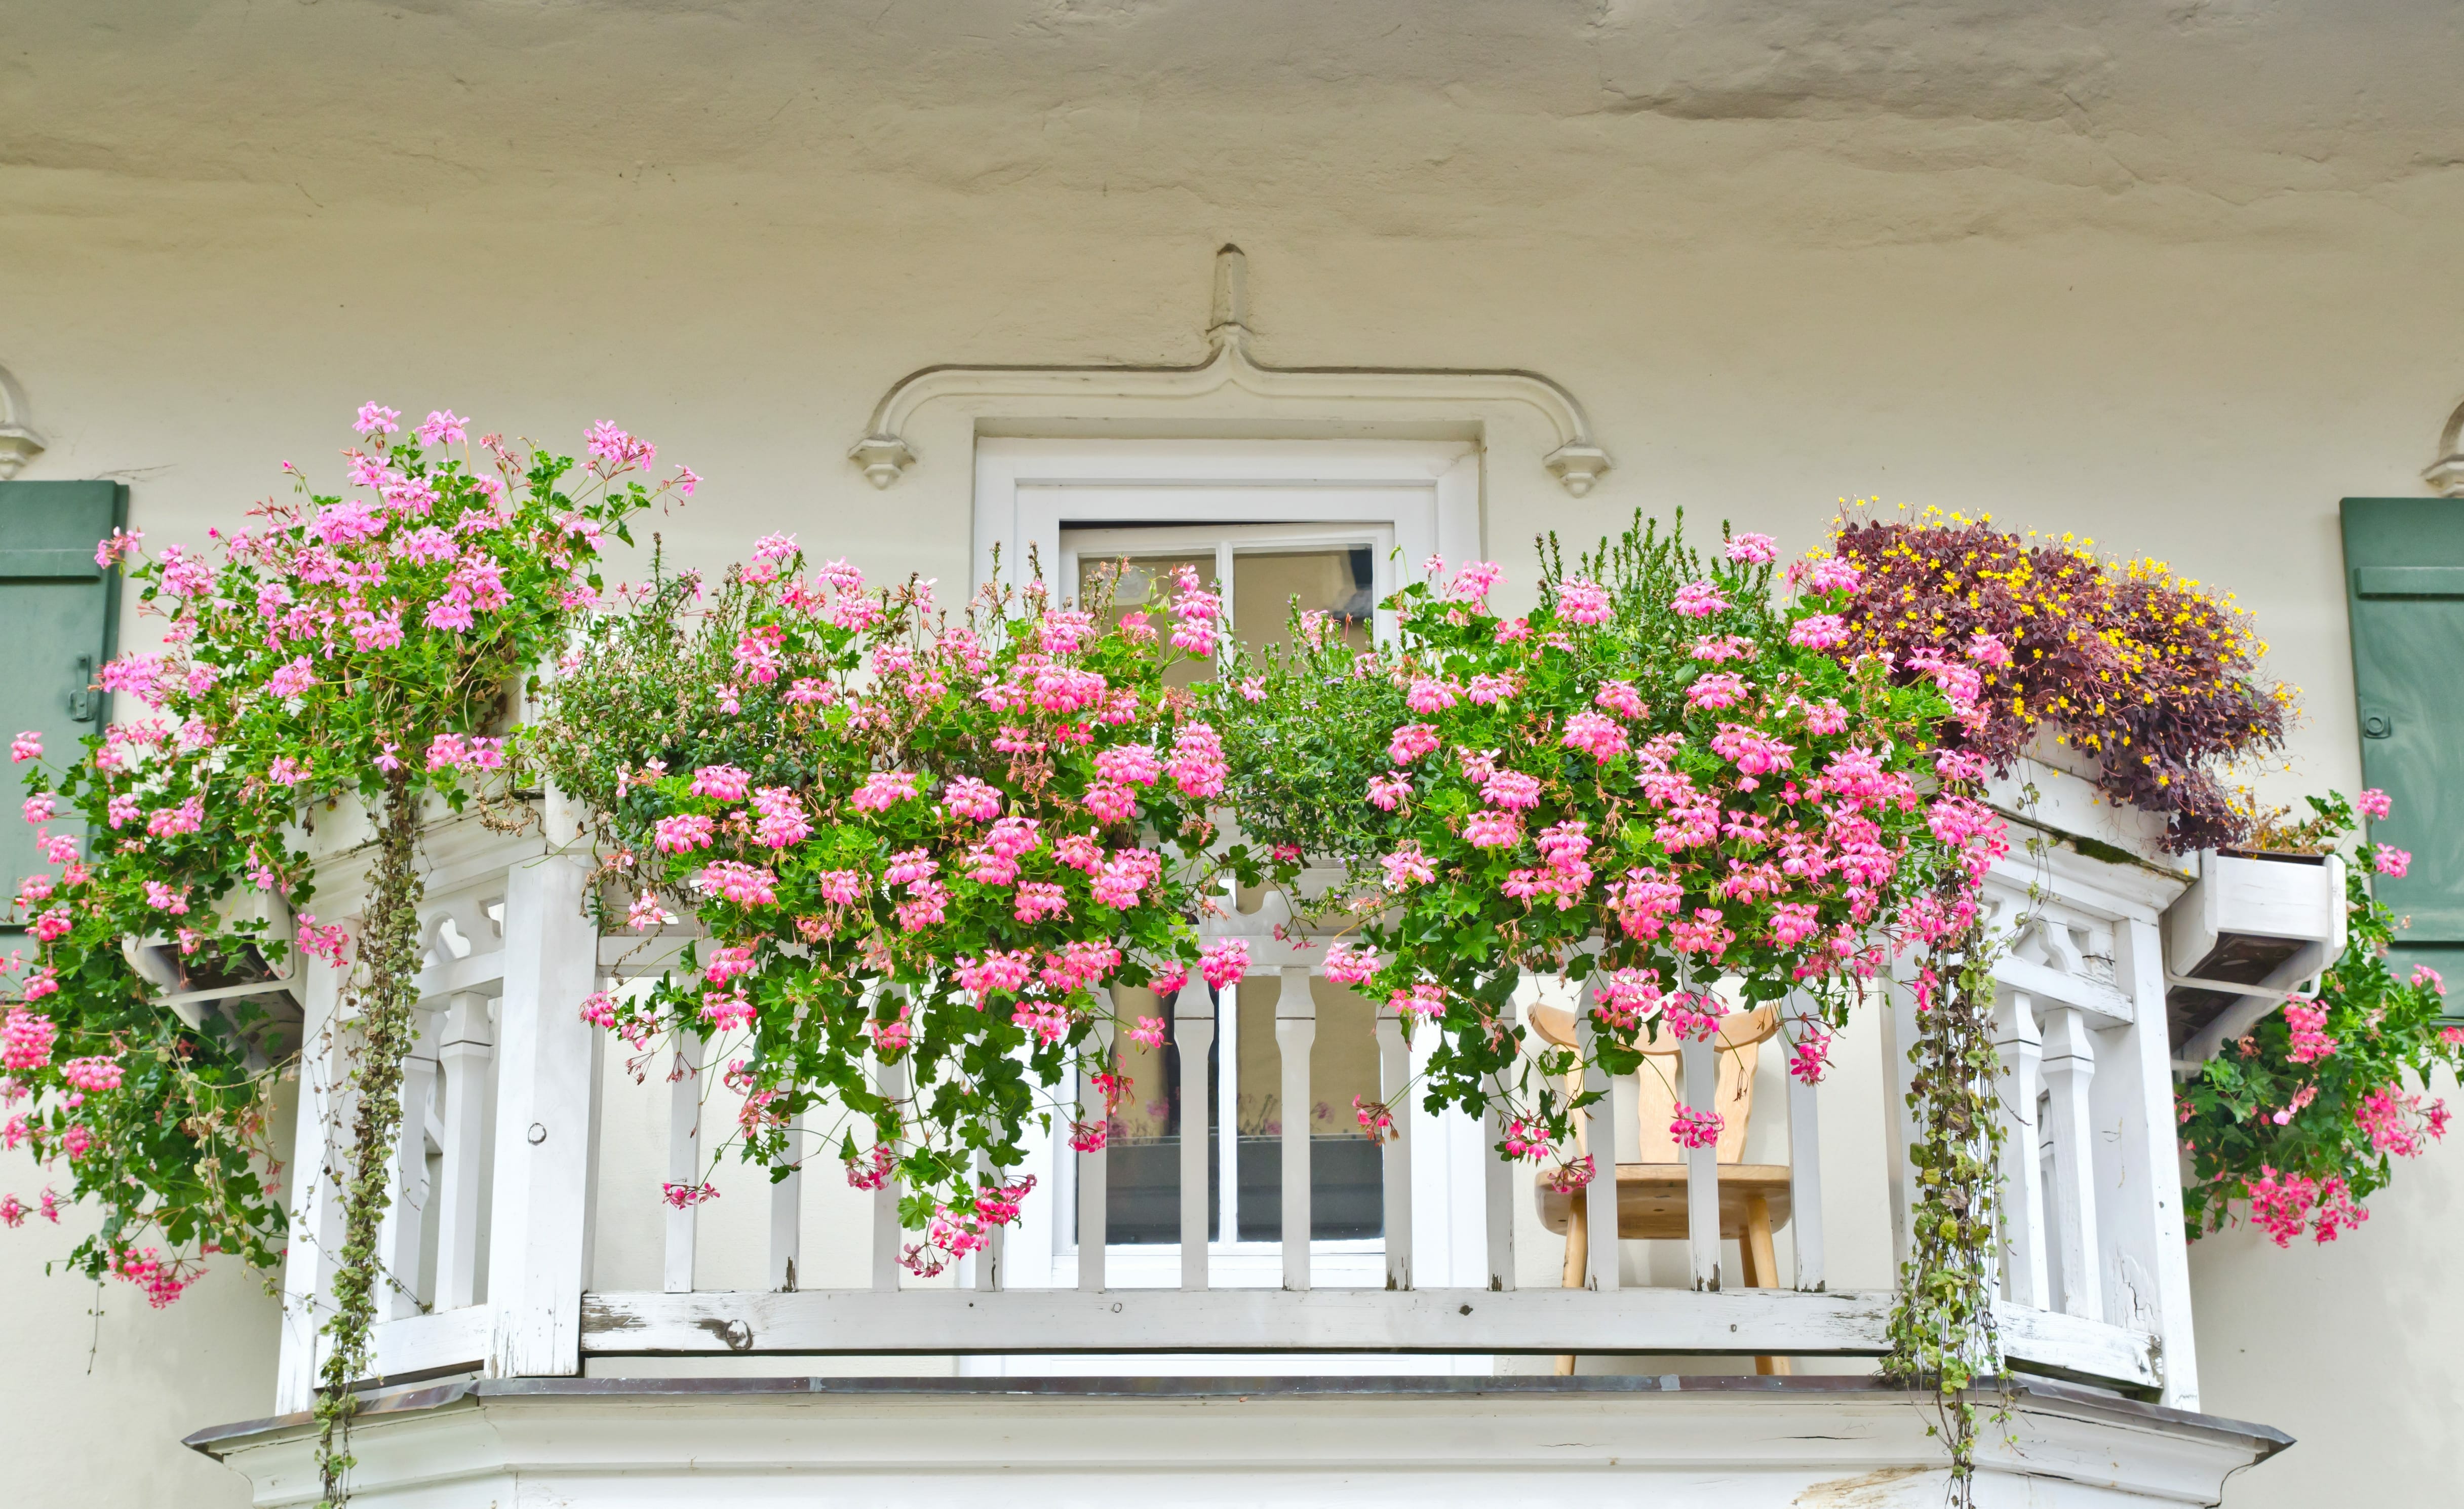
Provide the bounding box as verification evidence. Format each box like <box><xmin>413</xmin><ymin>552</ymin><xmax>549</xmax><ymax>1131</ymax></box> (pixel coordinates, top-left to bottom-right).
<box><xmin>1529</xmin><ymin>1001</ymin><xmax>1779</xmax><ymax>1164</ymax></box>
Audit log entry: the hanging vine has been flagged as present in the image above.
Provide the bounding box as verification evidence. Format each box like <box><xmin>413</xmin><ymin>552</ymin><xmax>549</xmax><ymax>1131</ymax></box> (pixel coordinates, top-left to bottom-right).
<box><xmin>312</xmin><ymin>773</ymin><xmax>423</xmax><ymax>1506</ymax></box>
<box><xmin>1884</xmin><ymin>912</ymin><xmax>2008</xmax><ymax>1502</ymax></box>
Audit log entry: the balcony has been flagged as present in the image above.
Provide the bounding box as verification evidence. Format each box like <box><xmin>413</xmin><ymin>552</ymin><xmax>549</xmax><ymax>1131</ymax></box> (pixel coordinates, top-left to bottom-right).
<box><xmin>186</xmin><ymin>752</ymin><xmax>2317</xmax><ymax>1504</ymax></box>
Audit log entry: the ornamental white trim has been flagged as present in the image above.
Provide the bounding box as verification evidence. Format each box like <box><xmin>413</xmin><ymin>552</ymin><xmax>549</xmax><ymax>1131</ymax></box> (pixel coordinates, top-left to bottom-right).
<box><xmin>0</xmin><ymin>362</ymin><xmax>45</xmax><ymax>480</ymax></box>
<box><xmin>850</xmin><ymin>245</ymin><xmax>1612</xmax><ymax>496</ymax></box>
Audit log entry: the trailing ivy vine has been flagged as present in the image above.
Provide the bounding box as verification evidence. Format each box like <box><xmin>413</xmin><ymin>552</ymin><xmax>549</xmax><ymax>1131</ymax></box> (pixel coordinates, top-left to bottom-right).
<box><xmin>1884</xmin><ymin>912</ymin><xmax>2008</xmax><ymax>1503</ymax></box>
<box><xmin>314</xmin><ymin>772</ymin><xmax>422</xmax><ymax>1505</ymax></box>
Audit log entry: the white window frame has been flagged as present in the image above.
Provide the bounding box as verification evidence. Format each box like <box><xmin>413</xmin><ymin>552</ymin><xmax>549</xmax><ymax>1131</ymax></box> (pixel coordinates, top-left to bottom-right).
<box><xmin>1057</xmin><ymin>521</ymin><xmax>1399</xmax><ymax>647</ymax></box>
<box><xmin>973</xmin><ymin>437</ymin><xmax>1482</xmax><ymax>597</ymax></box>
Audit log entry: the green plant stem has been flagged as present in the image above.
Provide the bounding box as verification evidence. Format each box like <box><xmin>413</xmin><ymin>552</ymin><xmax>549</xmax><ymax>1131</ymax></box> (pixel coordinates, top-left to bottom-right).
<box><xmin>1884</xmin><ymin>916</ymin><xmax>2006</xmax><ymax>1505</ymax></box>
<box><xmin>311</xmin><ymin>772</ymin><xmax>425</xmax><ymax>1509</ymax></box>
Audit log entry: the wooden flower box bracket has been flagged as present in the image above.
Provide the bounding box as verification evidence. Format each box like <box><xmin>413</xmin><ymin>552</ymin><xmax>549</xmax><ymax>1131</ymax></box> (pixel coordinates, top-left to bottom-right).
<box><xmin>2163</xmin><ymin>852</ymin><xmax>2348</xmax><ymax>1071</ymax></box>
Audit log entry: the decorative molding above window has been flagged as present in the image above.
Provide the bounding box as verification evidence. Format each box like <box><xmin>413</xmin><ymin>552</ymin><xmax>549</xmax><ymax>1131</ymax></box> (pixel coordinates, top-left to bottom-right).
<box><xmin>0</xmin><ymin>364</ymin><xmax>45</xmax><ymax>480</ymax></box>
<box><xmin>849</xmin><ymin>246</ymin><xmax>1613</xmax><ymax>497</ymax></box>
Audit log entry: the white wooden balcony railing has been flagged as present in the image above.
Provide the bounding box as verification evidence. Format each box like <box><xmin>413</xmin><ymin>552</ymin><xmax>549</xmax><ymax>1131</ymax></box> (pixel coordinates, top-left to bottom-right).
<box><xmin>262</xmin><ymin>768</ymin><xmax>2211</xmax><ymax>1417</ymax></box>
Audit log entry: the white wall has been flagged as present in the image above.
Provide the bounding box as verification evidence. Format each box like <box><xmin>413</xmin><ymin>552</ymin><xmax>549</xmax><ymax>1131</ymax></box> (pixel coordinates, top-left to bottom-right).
<box><xmin>0</xmin><ymin>1132</ymin><xmax>282</xmax><ymax>1505</ymax></box>
<box><xmin>6</xmin><ymin>3</ymin><xmax>2464</xmax><ymax>1503</ymax></box>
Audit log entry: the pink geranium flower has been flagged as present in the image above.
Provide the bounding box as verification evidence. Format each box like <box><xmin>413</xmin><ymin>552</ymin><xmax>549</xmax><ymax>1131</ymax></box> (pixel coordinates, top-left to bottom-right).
<box><xmin>1554</xmin><ymin>579</ymin><xmax>1611</xmax><ymax>625</ymax></box>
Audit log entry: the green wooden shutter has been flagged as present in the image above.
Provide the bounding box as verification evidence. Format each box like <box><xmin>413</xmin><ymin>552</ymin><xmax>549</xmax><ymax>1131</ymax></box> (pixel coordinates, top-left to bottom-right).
<box><xmin>2341</xmin><ymin>497</ymin><xmax>2464</xmax><ymax>992</ymax></box>
<box><xmin>0</xmin><ymin>481</ymin><xmax>126</xmax><ymax>930</ymax></box>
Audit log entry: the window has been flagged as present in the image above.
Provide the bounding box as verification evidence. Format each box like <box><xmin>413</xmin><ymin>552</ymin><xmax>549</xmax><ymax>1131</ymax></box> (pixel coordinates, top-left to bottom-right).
<box><xmin>978</xmin><ymin>441</ymin><xmax>1490</xmax><ymax>1303</ymax></box>
<box><xmin>1063</xmin><ymin>520</ymin><xmax>1394</xmax><ymax>1279</ymax></box>
<box><xmin>1060</xmin><ymin>522</ymin><xmax>1386</xmax><ymax>675</ymax></box>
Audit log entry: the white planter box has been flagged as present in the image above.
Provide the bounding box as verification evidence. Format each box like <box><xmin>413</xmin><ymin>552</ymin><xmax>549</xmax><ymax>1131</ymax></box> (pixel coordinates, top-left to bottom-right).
<box><xmin>123</xmin><ymin>885</ymin><xmax>304</xmax><ymax>1067</ymax></box>
<box><xmin>2162</xmin><ymin>851</ymin><xmax>2348</xmax><ymax>1067</ymax></box>
<box><xmin>1981</xmin><ymin>736</ymin><xmax>2178</xmax><ymax>873</ymax></box>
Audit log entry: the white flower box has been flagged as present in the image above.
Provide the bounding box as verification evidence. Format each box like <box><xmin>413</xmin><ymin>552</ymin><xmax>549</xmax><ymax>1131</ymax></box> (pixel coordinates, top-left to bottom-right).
<box><xmin>123</xmin><ymin>885</ymin><xmax>305</xmax><ymax>1068</ymax></box>
<box><xmin>2162</xmin><ymin>849</ymin><xmax>2348</xmax><ymax>1067</ymax></box>
<box><xmin>1982</xmin><ymin>732</ymin><xmax>2179</xmax><ymax>871</ymax></box>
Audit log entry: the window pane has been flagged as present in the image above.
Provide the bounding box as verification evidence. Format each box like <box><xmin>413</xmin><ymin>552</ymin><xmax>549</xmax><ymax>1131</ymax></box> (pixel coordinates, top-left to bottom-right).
<box><xmin>1233</xmin><ymin>975</ymin><xmax>1384</xmax><ymax>1242</ymax></box>
<box><xmin>1077</xmin><ymin>552</ymin><xmax>1216</xmax><ymax>687</ymax></box>
<box><xmin>1079</xmin><ymin>985</ymin><xmax>1219</xmax><ymax>1245</ymax></box>
<box><xmin>1230</xmin><ymin>548</ymin><xmax>1374</xmax><ymax>658</ymax></box>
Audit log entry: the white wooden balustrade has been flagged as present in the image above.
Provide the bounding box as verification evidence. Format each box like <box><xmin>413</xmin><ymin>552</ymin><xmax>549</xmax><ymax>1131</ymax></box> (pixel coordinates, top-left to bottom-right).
<box><xmin>273</xmin><ymin>794</ymin><xmax>2203</xmax><ymax>1414</ymax></box>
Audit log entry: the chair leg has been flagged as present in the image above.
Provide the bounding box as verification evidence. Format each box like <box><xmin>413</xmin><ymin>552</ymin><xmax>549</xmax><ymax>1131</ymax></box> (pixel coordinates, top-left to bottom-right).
<box><xmin>1744</xmin><ymin>1195</ymin><xmax>1791</xmax><ymax>1377</ymax></box>
<box><xmin>1555</xmin><ymin>1202</ymin><xmax>1588</xmax><ymax>1375</ymax></box>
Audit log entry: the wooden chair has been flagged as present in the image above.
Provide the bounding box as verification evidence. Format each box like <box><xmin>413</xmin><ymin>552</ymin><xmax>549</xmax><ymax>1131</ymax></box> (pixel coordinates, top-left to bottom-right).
<box><xmin>1527</xmin><ymin>1001</ymin><xmax>1794</xmax><ymax>1375</ymax></box>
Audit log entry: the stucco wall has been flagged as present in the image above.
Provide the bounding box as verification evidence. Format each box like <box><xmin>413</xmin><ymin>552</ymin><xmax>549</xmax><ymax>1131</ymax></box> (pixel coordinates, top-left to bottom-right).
<box><xmin>6</xmin><ymin>3</ymin><xmax>2464</xmax><ymax>1504</ymax></box>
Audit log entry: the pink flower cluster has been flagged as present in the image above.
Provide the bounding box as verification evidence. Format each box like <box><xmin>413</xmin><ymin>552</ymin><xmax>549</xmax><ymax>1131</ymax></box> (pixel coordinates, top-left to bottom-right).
<box><xmin>1591</xmin><ymin>968</ymin><xmax>1664</xmax><ymax>1030</ymax></box>
<box><xmin>2248</xmin><ymin>1165</ymin><xmax>2368</xmax><ymax>1246</ymax></box>
<box><xmin>423</xmin><ymin>733</ymin><xmax>506</xmax><ymax>773</ymax></box>
<box><xmin>851</xmin><ymin>771</ymin><xmax>920</xmax><ymax>812</ymax></box>
<box><xmin>111</xmin><ymin>1247</ymin><xmax>195</xmax><ymax>1308</ymax></box>
<box><xmin>1199</xmin><ymin>939</ymin><xmax>1250</xmax><ymax>990</ymax></box>
<box><xmin>1543</xmin><ymin>1154</ymin><xmax>1595</xmax><ymax>1194</ymax></box>
<box><xmin>1296</xmin><ymin>532</ymin><xmax>1982</xmax><ymax>1176</ymax></box>
<box><xmin>1561</xmin><ymin>711</ymin><xmax>1629</xmax><ymax>763</ymax></box>
<box><xmin>1</xmin><ymin>1009</ymin><xmax>56</xmax><ymax>1072</ymax></box>
<box><xmin>1671</xmin><ymin>579</ymin><xmax>1731</xmax><ymax>618</ymax></box>
<box><xmin>1555</xmin><ymin>579</ymin><xmax>1611</xmax><ymax>625</ymax></box>
<box><xmin>2282</xmin><ymin>999</ymin><xmax>2337</xmax><ymax>1064</ymax></box>
<box><xmin>580</xmin><ymin>539</ymin><xmax>1229</xmax><ymax>1268</ymax></box>
<box><xmin>1669</xmin><ymin>1103</ymin><xmax>1726</xmax><ymax>1150</ymax></box>
<box><xmin>1786</xmin><ymin>1022</ymin><xmax>1833</xmax><ymax>1085</ymax></box>
<box><xmin>296</xmin><ymin>915</ymin><xmax>350</xmax><ymax>967</ymax></box>
<box><xmin>2356</xmin><ymin>1086</ymin><xmax>2449</xmax><ymax>1159</ymax></box>
<box><xmin>1168</xmin><ymin>565</ymin><xmax>1221</xmax><ymax>656</ymax></box>
<box><xmin>1323</xmin><ymin>942</ymin><xmax>1382</xmax><ymax>985</ymax></box>
<box><xmin>1389</xmin><ymin>723</ymin><xmax>1440</xmax><ymax>765</ymax></box>
<box><xmin>1502</xmin><ymin>1117</ymin><xmax>1555</xmax><ymax>1161</ymax></box>
<box><xmin>1168</xmin><ymin>722</ymin><xmax>1229</xmax><ymax>799</ymax></box>
<box><xmin>59</xmin><ymin>1056</ymin><xmax>123</xmax><ymax>1094</ymax></box>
